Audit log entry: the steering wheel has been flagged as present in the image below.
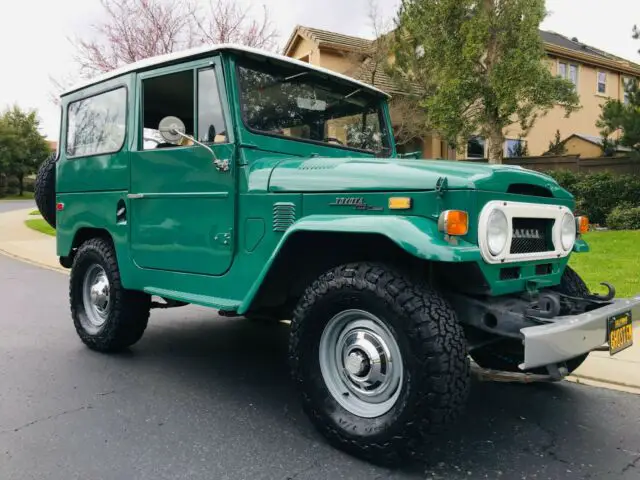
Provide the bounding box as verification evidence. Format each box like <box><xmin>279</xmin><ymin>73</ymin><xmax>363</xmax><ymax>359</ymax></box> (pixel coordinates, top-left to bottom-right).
<box><xmin>324</xmin><ymin>137</ymin><xmax>344</xmax><ymax>145</ymax></box>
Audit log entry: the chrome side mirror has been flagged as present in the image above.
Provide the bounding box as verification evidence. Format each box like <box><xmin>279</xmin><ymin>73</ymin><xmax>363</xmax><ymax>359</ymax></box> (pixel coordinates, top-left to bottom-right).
<box><xmin>157</xmin><ymin>116</ymin><xmax>229</xmax><ymax>172</ymax></box>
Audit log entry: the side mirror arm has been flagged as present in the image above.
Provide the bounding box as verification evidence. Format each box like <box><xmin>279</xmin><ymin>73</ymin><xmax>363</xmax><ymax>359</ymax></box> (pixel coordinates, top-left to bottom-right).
<box><xmin>169</xmin><ymin>129</ymin><xmax>230</xmax><ymax>172</ymax></box>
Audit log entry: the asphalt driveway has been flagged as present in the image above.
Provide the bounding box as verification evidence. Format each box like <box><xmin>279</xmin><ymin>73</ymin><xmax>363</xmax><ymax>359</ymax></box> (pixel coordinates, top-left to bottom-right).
<box><xmin>1</xmin><ymin>253</ymin><xmax>640</xmax><ymax>480</ymax></box>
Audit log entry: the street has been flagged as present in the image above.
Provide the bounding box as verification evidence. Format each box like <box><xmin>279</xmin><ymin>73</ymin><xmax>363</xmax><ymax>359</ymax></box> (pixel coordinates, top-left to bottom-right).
<box><xmin>1</xmin><ymin>249</ymin><xmax>640</xmax><ymax>479</ymax></box>
<box><xmin>0</xmin><ymin>199</ymin><xmax>33</xmax><ymax>213</ymax></box>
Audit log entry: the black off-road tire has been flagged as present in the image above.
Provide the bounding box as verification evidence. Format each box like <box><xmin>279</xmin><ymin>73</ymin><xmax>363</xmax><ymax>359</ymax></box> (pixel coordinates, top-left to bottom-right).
<box><xmin>470</xmin><ymin>266</ymin><xmax>590</xmax><ymax>374</ymax></box>
<box><xmin>70</xmin><ymin>237</ymin><xmax>151</xmax><ymax>352</ymax></box>
<box><xmin>289</xmin><ymin>262</ymin><xmax>470</xmax><ymax>463</ymax></box>
<box><xmin>34</xmin><ymin>153</ymin><xmax>57</xmax><ymax>228</ymax></box>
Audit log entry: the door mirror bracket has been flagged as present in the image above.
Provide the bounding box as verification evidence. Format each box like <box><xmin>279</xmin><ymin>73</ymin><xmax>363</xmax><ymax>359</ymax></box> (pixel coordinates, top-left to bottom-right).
<box><xmin>158</xmin><ymin>116</ymin><xmax>230</xmax><ymax>172</ymax></box>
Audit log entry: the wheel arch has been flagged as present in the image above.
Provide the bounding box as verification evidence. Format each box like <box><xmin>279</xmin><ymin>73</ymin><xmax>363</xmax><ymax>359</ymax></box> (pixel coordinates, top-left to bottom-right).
<box><xmin>60</xmin><ymin>227</ymin><xmax>117</xmax><ymax>268</ymax></box>
<box><xmin>237</xmin><ymin>214</ymin><xmax>481</xmax><ymax>316</ymax></box>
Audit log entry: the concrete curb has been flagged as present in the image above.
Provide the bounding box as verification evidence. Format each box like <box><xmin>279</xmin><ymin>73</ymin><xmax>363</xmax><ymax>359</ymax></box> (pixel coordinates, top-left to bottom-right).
<box><xmin>0</xmin><ymin>245</ymin><xmax>68</xmax><ymax>275</ymax></box>
<box><xmin>567</xmin><ymin>375</ymin><xmax>640</xmax><ymax>395</ymax></box>
<box><xmin>0</xmin><ymin>208</ymin><xmax>68</xmax><ymax>274</ymax></box>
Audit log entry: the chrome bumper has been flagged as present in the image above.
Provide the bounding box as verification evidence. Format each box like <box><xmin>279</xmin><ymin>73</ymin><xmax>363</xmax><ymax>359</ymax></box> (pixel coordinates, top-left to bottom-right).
<box><xmin>520</xmin><ymin>295</ymin><xmax>640</xmax><ymax>370</ymax></box>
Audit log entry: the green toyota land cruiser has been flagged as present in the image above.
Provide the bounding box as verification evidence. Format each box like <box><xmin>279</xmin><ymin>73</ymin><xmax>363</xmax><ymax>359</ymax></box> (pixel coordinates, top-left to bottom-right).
<box><xmin>36</xmin><ymin>44</ymin><xmax>639</xmax><ymax>461</ymax></box>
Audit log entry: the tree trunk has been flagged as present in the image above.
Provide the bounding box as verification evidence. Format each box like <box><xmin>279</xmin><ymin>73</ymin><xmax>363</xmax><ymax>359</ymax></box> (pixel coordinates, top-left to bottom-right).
<box><xmin>18</xmin><ymin>174</ymin><xmax>24</xmax><ymax>196</ymax></box>
<box><xmin>487</xmin><ymin>126</ymin><xmax>505</xmax><ymax>164</ymax></box>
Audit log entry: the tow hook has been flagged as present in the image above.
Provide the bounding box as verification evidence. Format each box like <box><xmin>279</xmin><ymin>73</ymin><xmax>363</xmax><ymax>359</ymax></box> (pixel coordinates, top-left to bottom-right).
<box><xmin>526</xmin><ymin>292</ymin><xmax>561</xmax><ymax>318</ymax></box>
<box><xmin>590</xmin><ymin>282</ymin><xmax>616</xmax><ymax>301</ymax></box>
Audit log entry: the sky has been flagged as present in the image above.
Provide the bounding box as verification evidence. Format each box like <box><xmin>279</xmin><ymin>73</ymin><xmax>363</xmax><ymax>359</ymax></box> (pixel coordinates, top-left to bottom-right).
<box><xmin>1</xmin><ymin>0</ymin><xmax>638</xmax><ymax>141</ymax></box>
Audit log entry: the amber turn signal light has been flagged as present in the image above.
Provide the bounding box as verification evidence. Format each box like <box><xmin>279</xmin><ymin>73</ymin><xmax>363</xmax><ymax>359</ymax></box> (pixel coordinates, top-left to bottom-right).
<box><xmin>576</xmin><ymin>216</ymin><xmax>589</xmax><ymax>234</ymax></box>
<box><xmin>438</xmin><ymin>210</ymin><xmax>469</xmax><ymax>236</ymax></box>
<box><xmin>388</xmin><ymin>197</ymin><xmax>412</xmax><ymax>210</ymax></box>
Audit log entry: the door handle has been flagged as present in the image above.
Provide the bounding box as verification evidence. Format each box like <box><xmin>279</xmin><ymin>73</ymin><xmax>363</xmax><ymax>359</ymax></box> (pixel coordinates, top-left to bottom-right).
<box><xmin>214</xmin><ymin>159</ymin><xmax>230</xmax><ymax>172</ymax></box>
<box><xmin>127</xmin><ymin>193</ymin><xmax>144</xmax><ymax>199</ymax></box>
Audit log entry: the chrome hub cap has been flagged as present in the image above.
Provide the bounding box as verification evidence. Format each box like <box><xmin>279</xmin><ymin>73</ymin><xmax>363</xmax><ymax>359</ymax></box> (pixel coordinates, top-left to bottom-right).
<box><xmin>82</xmin><ymin>264</ymin><xmax>110</xmax><ymax>333</ymax></box>
<box><xmin>319</xmin><ymin>310</ymin><xmax>403</xmax><ymax>418</ymax></box>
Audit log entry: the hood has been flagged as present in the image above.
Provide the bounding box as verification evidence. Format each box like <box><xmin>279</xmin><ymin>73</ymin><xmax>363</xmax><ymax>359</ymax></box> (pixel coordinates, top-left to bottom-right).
<box><xmin>267</xmin><ymin>157</ymin><xmax>570</xmax><ymax>198</ymax></box>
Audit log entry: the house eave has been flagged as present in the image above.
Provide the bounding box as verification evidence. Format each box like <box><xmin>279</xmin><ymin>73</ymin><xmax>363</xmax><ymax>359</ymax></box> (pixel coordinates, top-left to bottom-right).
<box><xmin>544</xmin><ymin>43</ymin><xmax>640</xmax><ymax>76</ymax></box>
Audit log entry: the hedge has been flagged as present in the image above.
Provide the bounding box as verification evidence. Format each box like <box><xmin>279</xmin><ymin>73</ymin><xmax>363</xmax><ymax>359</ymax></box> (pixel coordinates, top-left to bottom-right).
<box><xmin>607</xmin><ymin>205</ymin><xmax>640</xmax><ymax>230</ymax></box>
<box><xmin>545</xmin><ymin>171</ymin><xmax>640</xmax><ymax>226</ymax></box>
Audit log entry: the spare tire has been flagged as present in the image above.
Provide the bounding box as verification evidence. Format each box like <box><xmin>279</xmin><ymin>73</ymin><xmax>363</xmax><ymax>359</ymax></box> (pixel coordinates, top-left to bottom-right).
<box><xmin>34</xmin><ymin>153</ymin><xmax>57</xmax><ymax>228</ymax></box>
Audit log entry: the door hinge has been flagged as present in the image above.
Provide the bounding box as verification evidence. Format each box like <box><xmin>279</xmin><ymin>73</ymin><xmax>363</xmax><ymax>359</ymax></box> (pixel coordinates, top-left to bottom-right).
<box><xmin>213</xmin><ymin>229</ymin><xmax>233</xmax><ymax>247</ymax></box>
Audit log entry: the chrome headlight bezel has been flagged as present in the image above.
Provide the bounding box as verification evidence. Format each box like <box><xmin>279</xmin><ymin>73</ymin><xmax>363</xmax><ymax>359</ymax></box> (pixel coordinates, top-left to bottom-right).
<box><xmin>486</xmin><ymin>209</ymin><xmax>509</xmax><ymax>256</ymax></box>
<box><xmin>477</xmin><ymin>201</ymin><xmax>575</xmax><ymax>264</ymax></box>
<box><xmin>560</xmin><ymin>212</ymin><xmax>577</xmax><ymax>251</ymax></box>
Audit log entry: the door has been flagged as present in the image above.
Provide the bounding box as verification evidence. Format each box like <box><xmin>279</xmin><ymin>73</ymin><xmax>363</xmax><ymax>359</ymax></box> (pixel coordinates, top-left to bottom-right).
<box><xmin>129</xmin><ymin>58</ymin><xmax>236</xmax><ymax>276</ymax></box>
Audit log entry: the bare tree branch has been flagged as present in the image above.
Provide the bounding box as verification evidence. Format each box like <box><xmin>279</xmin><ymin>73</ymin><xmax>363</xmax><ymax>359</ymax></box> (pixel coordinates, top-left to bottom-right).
<box><xmin>191</xmin><ymin>0</ymin><xmax>278</xmax><ymax>50</ymax></box>
<box><xmin>69</xmin><ymin>0</ymin><xmax>279</xmax><ymax>77</ymax></box>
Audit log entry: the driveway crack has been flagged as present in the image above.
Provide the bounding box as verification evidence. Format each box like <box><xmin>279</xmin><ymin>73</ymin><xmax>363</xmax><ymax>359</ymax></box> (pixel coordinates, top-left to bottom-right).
<box><xmin>621</xmin><ymin>454</ymin><xmax>640</xmax><ymax>474</ymax></box>
<box><xmin>0</xmin><ymin>404</ymin><xmax>93</xmax><ymax>435</ymax></box>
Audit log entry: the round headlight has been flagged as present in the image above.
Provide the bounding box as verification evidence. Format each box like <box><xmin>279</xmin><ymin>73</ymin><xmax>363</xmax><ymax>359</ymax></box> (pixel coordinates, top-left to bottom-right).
<box><xmin>561</xmin><ymin>212</ymin><xmax>576</xmax><ymax>251</ymax></box>
<box><xmin>487</xmin><ymin>209</ymin><xmax>509</xmax><ymax>256</ymax></box>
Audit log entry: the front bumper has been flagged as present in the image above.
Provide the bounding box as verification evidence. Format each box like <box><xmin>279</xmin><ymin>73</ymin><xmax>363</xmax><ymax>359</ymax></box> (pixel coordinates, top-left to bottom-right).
<box><xmin>520</xmin><ymin>295</ymin><xmax>640</xmax><ymax>370</ymax></box>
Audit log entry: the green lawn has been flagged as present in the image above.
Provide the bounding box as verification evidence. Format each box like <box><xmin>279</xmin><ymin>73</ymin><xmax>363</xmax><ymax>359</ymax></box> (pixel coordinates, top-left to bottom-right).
<box><xmin>29</xmin><ymin>209</ymin><xmax>40</xmax><ymax>215</ymax></box>
<box><xmin>0</xmin><ymin>192</ymin><xmax>34</xmax><ymax>200</ymax></box>
<box><xmin>570</xmin><ymin>230</ymin><xmax>640</xmax><ymax>298</ymax></box>
<box><xmin>24</xmin><ymin>218</ymin><xmax>56</xmax><ymax>237</ymax></box>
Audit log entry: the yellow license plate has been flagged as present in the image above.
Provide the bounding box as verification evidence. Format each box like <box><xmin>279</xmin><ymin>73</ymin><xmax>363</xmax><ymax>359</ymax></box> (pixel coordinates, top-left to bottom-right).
<box><xmin>608</xmin><ymin>312</ymin><xmax>633</xmax><ymax>356</ymax></box>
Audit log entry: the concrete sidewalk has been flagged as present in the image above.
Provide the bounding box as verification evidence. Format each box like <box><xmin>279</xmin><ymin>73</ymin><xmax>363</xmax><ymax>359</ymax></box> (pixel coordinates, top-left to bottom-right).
<box><xmin>1</xmin><ymin>207</ymin><xmax>639</xmax><ymax>393</ymax></box>
<box><xmin>0</xmin><ymin>208</ymin><xmax>66</xmax><ymax>274</ymax></box>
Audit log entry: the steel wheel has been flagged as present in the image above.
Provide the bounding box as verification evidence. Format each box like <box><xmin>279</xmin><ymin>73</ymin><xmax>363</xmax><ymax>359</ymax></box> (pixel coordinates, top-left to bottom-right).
<box><xmin>81</xmin><ymin>264</ymin><xmax>111</xmax><ymax>334</ymax></box>
<box><xmin>319</xmin><ymin>309</ymin><xmax>403</xmax><ymax>418</ymax></box>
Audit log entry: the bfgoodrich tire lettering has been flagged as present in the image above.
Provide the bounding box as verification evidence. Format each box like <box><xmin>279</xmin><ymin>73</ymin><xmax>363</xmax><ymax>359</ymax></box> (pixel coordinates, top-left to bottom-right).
<box><xmin>70</xmin><ymin>237</ymin><xmax>150</xmax><ymax>352</ymax></box>
<box><xmin>289</xmin><ymin>262</ymin><xmax>470</xmax><ymax>462</ymax></box>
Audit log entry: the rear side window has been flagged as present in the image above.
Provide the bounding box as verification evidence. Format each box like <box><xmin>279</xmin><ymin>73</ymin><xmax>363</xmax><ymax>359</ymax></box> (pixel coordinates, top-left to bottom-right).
<box><xmin>66</xmin><ymin>88</ymin><xmax>127</xmax><ymax>157</ymax></box>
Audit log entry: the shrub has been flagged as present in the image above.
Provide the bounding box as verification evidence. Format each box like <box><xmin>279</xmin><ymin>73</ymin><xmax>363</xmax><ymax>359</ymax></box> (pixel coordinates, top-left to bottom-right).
<box><xmin>607</xmin><ymin>205</ymin><xmax>640</xmax><ymax>230</ymax></box>
<box><xmin>545</xmin><ymin>170</ymin><xmax>640</xmax><ymax>225</ymax></box>
<box><xmin>547</xmin><ymin>169</ymin><xmax>581</xmax><ymax>193</ymax></box>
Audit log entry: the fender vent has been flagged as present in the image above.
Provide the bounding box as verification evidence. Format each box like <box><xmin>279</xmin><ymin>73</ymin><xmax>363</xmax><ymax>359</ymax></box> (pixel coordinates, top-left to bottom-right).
<box><xmin>273</xmin><ymin>202</ymin><xmax>296</xmax><ymax>232</ymax></box>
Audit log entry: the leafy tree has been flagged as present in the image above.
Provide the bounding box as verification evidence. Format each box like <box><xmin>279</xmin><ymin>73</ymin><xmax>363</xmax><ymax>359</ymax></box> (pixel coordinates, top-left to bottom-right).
<box><xmin>596</xmin><ymin>26</ymin><xmax>640</xmax><ymax>156</ymax></box>
<box><xmin>391</xmin><ymin>0</ymin><xmax>580</xmax><ymax>163</ymax></box>
<box><xmin>545</xmin><ymin>129</ymin><xmax>567</xmax><ymax>156</ymax></box>
<box><xmin>597</xmin><ymin>81</ymin><xmax>640</xmax><ymax>156</ymax></box>
<box><xmin>0</xmin><ymin>107</ymin><xmax>51</xmax><ymax>196</ymax></box>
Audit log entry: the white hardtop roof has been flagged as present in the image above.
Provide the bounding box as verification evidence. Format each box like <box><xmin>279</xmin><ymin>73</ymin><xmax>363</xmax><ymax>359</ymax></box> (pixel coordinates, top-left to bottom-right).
<box><xmin>61</xmin><ymin>43</ymin><xmax>390</xmax><ymax>97</ymax></box>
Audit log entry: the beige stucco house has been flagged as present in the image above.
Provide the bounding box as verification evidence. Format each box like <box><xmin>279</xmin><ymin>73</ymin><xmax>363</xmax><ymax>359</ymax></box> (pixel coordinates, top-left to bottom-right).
<box><xmin>283</xmin><ymin>26</ymin><xmax>640</xmax><ymax>160</ymax></box>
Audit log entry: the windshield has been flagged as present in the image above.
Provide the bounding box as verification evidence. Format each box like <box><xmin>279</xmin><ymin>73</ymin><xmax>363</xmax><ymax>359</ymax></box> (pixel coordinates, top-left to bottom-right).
<box><xmin>237</xmin><ymin>61</ymin><xmax>390</xmax><ymax>154</ymax></box>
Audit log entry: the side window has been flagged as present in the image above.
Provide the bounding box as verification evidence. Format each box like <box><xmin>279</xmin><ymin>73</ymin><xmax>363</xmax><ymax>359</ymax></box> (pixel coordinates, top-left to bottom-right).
<box><xmin>198</xmin><ymin>68</ymin><xmax>227</xmax><ymax>144</ymax></box>
<box><xmin>141</xmin><ymin>70</ymin><xmax>194</xmax><ymax>150</ymax></box>
<box><xmin>66</xmin><ymin>88</ymin><xmax>126</xmax><ymax>157</ymax></box>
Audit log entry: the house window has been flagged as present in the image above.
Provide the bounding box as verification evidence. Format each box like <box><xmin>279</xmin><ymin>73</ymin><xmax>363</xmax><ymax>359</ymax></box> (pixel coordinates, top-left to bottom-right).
<box><xmin>623</xmin><ymin>77</ymin><xmax>634</xmax><ymax>104</ymax></box>
<box><xmin>467</xmin><ymin>136</ymin><xmax>485</xmax><ymax>158</ymax></box>
<box><xmin>597</xmin><ymin>71</ymin><xmax>607</xmax><ymax>94</ymax></box>
<box><xmin>558</xmin><ymin>62</ymin><xmax>567</xmax><ymax>79</ymax></box>
<box><xmin>505</xmin><ymin>138</ymin><xmax>526</xmax><ymax>157</ymax></box>
<box><xmin>558</xmin><ymin>61</ymin><xmax>579</xmax><ymax>87</ymax></box>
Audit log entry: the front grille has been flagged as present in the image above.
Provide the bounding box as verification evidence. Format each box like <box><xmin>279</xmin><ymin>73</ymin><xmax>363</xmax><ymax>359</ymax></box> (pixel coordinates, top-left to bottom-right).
<box><xmin>510</xmin><ymin>218</ymin><xmax>553</xmax><ymax>254</ymax></box>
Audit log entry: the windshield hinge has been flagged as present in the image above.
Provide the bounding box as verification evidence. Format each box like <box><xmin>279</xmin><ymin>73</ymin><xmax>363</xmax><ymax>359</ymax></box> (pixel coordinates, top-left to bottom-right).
<box><xmin>435</xmin><ymin>176</ymin><xmax>448</xmax><ymax>197</ymax></box>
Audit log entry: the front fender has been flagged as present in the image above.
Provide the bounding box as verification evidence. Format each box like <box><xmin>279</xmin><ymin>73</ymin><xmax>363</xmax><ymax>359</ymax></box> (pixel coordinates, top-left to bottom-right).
<box><xmin>237</xmin><ymin>214</ymin><xmax>481</xmax><ymax>314</ymax></box>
